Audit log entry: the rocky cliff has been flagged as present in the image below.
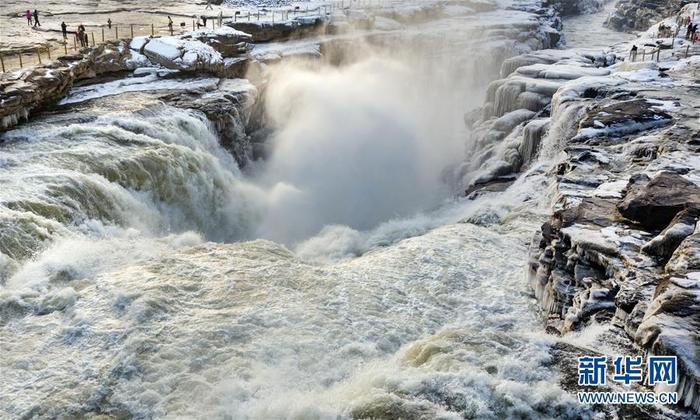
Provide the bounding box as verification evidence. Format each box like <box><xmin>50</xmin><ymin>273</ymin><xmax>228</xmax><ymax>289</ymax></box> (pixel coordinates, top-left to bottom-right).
<box><xmin>529</xmin><ymin>61</ymin><xmax>700</xmax><ymax>413</ymax></box>
<box><xmin>547</xmin><ymin>0</ymin><xmax>605</xmax><ymax>16</ymax></box>
<box><xmin>457</xmin><ymin>2</ymin><xmax>700</xmax><ymax>414</ymax></box>
<box><xmin>607</xmin><ymin>0</ymin><xmax>691</xmax><ymax>31</ymax></box>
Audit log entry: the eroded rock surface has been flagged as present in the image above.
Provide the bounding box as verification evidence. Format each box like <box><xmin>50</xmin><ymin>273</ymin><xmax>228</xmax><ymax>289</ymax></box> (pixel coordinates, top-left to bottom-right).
<box><xmin>453</xmin><ymin>2</ymin><xmax>700</xmax><ymax>413</ymax></box>
<box><xmin>0</xmin><ymin>43</ymin><xmax>137</xmax><ymax>130</ymax></box>
<box><xmin>0</xmin><ymin>27</ymin><xmax>254</xmax><ymax>133</ymax></box>
<box><xmin>526</xmin><ymin>38</ymin><xmax>700</xmax><ymax>417</ymax></box>
<box><xmin>607</xmin><ymin>0</ymin><xmax>687</xmax><ymax>31</ymax></box>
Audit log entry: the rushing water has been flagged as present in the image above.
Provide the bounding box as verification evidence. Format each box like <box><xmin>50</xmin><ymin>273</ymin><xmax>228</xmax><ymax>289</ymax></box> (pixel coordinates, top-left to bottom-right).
<box><xmin>0</xmin><ymin>3</ymin><xmax>626</xmax><ymax>419</ymax></box>
<box><xmin>0</xmin><ymin>101</ymin><xmax>575</xmax><ymax>417</ymax></box>
<box><xmin>561</xmin><ymin>0</ymin><xmax>632</xmax><ymax>49</ymax></box>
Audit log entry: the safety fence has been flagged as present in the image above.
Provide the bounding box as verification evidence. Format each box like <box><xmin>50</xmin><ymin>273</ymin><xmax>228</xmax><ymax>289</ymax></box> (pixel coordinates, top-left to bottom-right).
<box><xmin>0</xmin><ymin>1</ymin><xmax>461</xmax><ymax>73</ymax></box>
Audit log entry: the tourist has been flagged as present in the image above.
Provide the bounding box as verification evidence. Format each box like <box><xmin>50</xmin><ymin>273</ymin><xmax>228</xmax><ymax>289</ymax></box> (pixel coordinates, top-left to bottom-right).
<box><xmin>78</xmin><ymin>24</ymin><xmax>86</xmax><ymax>47</ymax></box>
<box><xmin>168</xmin><ymin>16</ymin><xmax>174</xmax><ymax>33</ymax></box>
<box><xmin>692</xmin><ymin>23</ymin><xmax>698</xmax><ymax>41</ymax></box>
<box><xmin>687</xmin><ymin>22</ymin><xmax>693</xmax><ymax>39</ymax></box>
<box><xmin>202</xmin><ymin>16</ymin><xmax>208</xmax><ymax>28</ymax></box>
<box><xmin>24</xmin><ymin>10</ymin><xmax>32</xmax><ymax>26</ymax></box>
<box><xmin>84</xmin><ymin>32</ymin><xmax>89</xmax><ymax>47</ymax></box>
<box><xmin>61</xmin><ymin>22</ymin><xmax>67</xmax><ymax>39</ymax></box>
<box><xmin>107</xmin><ymin>18</ymin><xmax>112</xmax><ymax>29</ymax></box>
<box><xmin>32</xmin><ymin>9</ymin><xmax>40</xmax><ymax>27</ymax></box>
<box><xmin>630</xmin><ymin>45</ymin><xmax>638</xmax><ymax>61</ymax></box>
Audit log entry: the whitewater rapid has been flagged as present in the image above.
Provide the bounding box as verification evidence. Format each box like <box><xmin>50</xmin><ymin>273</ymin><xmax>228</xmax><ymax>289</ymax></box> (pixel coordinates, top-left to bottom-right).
<box><xmin>0</xmin><ymin>95</ymin><xmax>585</xmax><ymax>417</ymax></box>
<box><xmin>0</xmin><ymin>2</ymin><xmax>607</xmax><ymax>418</ymax></box>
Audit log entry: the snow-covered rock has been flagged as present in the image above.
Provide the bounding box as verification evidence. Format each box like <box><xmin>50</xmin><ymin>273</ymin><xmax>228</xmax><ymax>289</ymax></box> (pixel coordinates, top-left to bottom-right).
<box><xmin>526</xmin><ymin>9</ymin><xmax>700</xmax><ymax>414</ymax></box>
<box><xmin>228</xmin><ymin>15</ymin><xmax>327</xmax><ymax>42</ymax></box>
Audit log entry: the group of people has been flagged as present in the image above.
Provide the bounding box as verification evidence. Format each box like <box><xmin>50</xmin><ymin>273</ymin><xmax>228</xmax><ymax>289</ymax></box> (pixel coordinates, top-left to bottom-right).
<box><xmin>657</xmin><ymin>23</ymin><xmax>673</xmax><ymax>38</ymax></box>
<box><xmin>23</xmin><ymin>9</ymin><xmax>40</xmax><ymax>27</ymax></box>
<box><xmin>59</xmin><ymin>22</ymin><xmax>89</xmax><ymax>47</ymax></box>
<box><xmin>22</xmin><ymin>6</ymin><xmax>224</xmax><ymax>50</ymax></box>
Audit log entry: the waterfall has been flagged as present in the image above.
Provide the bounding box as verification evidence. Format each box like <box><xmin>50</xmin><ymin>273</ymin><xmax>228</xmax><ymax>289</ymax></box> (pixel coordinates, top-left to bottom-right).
<box><xmin>0</xmin><ymin>106</ymin><xmax>267</xmax><ymax>281</ymax></box>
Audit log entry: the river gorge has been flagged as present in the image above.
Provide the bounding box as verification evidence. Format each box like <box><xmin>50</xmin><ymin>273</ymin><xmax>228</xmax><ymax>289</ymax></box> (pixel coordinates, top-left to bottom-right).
<box><xmin>1</xmin><ymin>1</ymin><xmax>699</xmax><ymax>418</ymax></box>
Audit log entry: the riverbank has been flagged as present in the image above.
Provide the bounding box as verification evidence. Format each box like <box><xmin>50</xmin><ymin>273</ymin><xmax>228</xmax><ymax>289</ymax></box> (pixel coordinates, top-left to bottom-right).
<box><xmin>457</xmin><ymin>1</ymin><xmax>700</xmax><ymax>414</ymax></box>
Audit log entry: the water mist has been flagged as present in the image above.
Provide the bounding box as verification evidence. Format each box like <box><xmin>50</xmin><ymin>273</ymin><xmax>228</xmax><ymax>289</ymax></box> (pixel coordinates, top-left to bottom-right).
<box><xmin>252</xmin><ymin>47</ymin><xmax>474</xmax><ymax>244</ymax></box>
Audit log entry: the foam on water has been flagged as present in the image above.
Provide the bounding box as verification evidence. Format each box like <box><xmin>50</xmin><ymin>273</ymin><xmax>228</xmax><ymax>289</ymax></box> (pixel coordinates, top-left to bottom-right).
<box><xmin>0</xmin><ymin>2</ymin><xmax>611</xmax><ymax>417</ymax></box>
<box><xmin>0</xmin><ymin>211</ymin><xmax>595</xmax><ymax>419</ymax></box>
<box><xmin>0</xmin><ymin>89</ymin><xmax>581</xmax><ymax>417</ymax></box>
<box><xmin>0</xmin><ymin>107</ymin><xmax>268</xmax><ymax>274</ymax></box>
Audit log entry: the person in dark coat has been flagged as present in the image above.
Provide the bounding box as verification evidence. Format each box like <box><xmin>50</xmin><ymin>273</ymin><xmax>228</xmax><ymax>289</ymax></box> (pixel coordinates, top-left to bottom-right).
<box><xmin>33</xmin><ymin>9</ymin><xmax>40</xmax><ymax>27</ymax></box>
<box><xmin>61</xmin><ymin>22</ymin><xmax>67</xmax><ymax>39</ymax></box>
<box><xmin>77</xmin><ymin>24</ymin><xmax>86</xmax><ymax>47</ymax></box>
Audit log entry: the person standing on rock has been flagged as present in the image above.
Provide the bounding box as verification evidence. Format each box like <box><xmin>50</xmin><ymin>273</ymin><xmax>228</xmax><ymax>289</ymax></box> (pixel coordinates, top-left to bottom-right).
<box><xmin>77</xmin><ymin>23</ymin><xmax>86</xmax><ymax>47</ymax></box>
<box><xmin>630</xmin><ymin>45</ymin><xmax>638</xmax><ymax>61</ymax></box>
<box><xmin>61</xmin><ymin>22</ymin><xmax>67</xmax><ymax>39</ymax></box>
<box><xmin>107</xmin><ymin>18</ymin><xmax>112</xmax><ymax>29</ymax></box>
<box><xmin>168</xmin><ymin>16</ymin><xmax>174</xmax><ymax>34</ymax></box>
<box><xmin>202</xmin><ymin>16</ymin><xmax>208</xmax><ymax>28</ymax></box>
<box><xmin>24</xmin><ymin>10</ymin><xmax>32</xmax><ymax>26</ymax></box>
<box><xmin>32</xmin><ymin>10</ymin><xmax>40</xmax><ymax>27</ymax></box>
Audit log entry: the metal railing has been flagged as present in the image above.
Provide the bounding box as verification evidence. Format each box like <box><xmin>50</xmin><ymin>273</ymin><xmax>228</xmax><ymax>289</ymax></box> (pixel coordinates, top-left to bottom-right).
<box><xmin>0</xmin><ymin>0</ymin><xmax>422</xmax><ymax>73</ymax></box>
<box><xmin>0</xmin><ymin>20</ymin><xmax>221</xmax><ymax>73</ymax></box>
<box><xmin>629</xmin><ymin>47</ymin><xmax>671</xmax><ymax>63</ymax></box>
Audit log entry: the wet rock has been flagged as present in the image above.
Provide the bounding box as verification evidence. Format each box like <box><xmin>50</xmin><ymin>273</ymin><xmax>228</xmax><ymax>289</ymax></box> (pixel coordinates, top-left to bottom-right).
<box><xmin>617</xmin><ymin>171</ymin><xmax>700</xmax><ymax>231</ymax></box>
<box><xmin>465</xmin><ymin>176</ymin><xmax>515</xmax><ymax>199</ymax></box>
<box><xmin>576</xmin><ymin>98</ymin><xmax>673</xmax><ymax>141</ymax></box>
<box><xmin>0</xmin><ymin>41</ymin><xmax>137</xmax><ymax>131</ymax></box>
<box><xmin>667</xmin><ymin>223</ymin><xmax>700</xmax><ymax>274</ymax></box>
<box><xmin>161</xmin><ymin>79</ymin><xmax>258</xmax><ymax>167</ymax></box>
<box><xmin>563</xmin><ymin>285</ymin><xmax>616</xmax><ymax>332</ymax></box>
<box><xmin>229</xmin><ymin>16</ymin><xmax>328</xmax><ymax>43</ymax></box>
<box><xmin>607</xmin><ymin>0</ymin><xmax>686</xmax><ymax>31</ymax></box>
<box><xmin>546</xmin><ymin>0</ymin><xmax>604</xmax><ymax>17</ymax></box>
<box><xmin>642</xmin><ymin>208</ymin><xmax>699</xmax><ymax>261</ymax></box>
<box><xmin>188</xmin><ymin>27</ymin><xmax>253</xmax><ymax>57</ymax></box>
<box><xmin>636</xmin><ymin>275</ymin><xmax>700</xmax><ymax>413</ymax></box>
<box><xmin>492</xmin><ymin>109</ymin><xmax>536</xmax><ymax>132</ymax></box>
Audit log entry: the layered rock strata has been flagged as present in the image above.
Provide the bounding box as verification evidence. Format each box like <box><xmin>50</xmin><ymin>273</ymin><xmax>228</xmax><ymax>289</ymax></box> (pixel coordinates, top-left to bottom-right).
<box><xmin>456</xmin><ymin>2</ymin><xmax>700</xmax><ymax>413</ymax></box>
<box><xmin>0</xmin><ymin>27</ymin><xmax>253</xmax><ymax>132</ymax></box>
